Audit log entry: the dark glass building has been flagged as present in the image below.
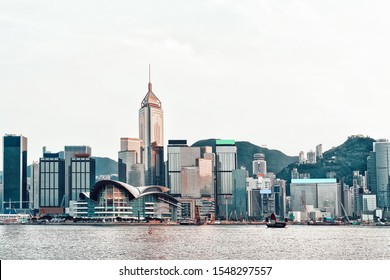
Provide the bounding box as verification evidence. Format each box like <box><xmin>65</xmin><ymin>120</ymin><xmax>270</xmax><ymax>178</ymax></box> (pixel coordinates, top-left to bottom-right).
<box><xmin>70</xmin><ymin>154</ymin><xmax>95</xmax><ymax>202</ymax></box>
<box><xmin>39</xmin><ymin>153</ymin><xmax>65</xmax><ymax>207</ymax></box>
<box><xmin>64</xmin><ymin>145</ymin><xmax>91</xmax><ymax>207</ymax></box>
<box><xmin>232</xmin><ymin>169</ymin><xmax>248</xmax><ymax>220</ymax></box>
<box><xmin>215</xmin><ymin>139</ymin><xmax>237</xmax><ymax>219</ymax></box>
<box><xmin>3</xmin><ymin>135</ymin><xmax>28</xmax><ymax>209</ymax></box>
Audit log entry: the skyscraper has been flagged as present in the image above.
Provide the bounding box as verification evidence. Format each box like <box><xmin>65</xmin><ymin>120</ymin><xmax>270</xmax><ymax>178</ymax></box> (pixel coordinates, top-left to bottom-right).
<box><xmin>39</xmin><ymin>152</ymin><xmax>65</xmax><ymax>207</ymax></box>
<box><xmin>167</xmin><ymin>140</ymin><xmax>200</xmax><ymax>196</ymax></box>
<box><xmin>64</xmin><ymin>145</ymin><xmax>91</xmax><ymax>206</ymax></box>
<box><xmin>299</xmin><ymin>151</ymin><xmax>305</xmax><ymax>164</ymax></box>
<box><xmin>232</xmin><ymin>168</ymin><xmax>248</xmax><ymax>219</ymax></box>
<box><xmin>367</xmin><ymin>140</ymin><xmax>390</xmax><ymax>213</ymax></box>
<box><xmin>29</xmin><ymin>161</ymin><xmax>39</xmax><ymax>209</ymax></box>
<box><xmin>252</xmin><ymin>153</ymin><xmax>267</xmax><ymax>177</ymax></box>
<box><xmin>307</xmin><ymin>150</ymin><xmax>316</xmax><ymax>164</ymax></box>
<box><xmin>3</xmin><ymin>135</ymin><xmax>28</xmax><ymax>209</ymax></box>
<box><xmin>215</xmin><ymin>139</ymin><xmax>237</xmax><ymax>219</ymax></box>
<box><xmin>118</xmin><ymin>138</ymin><xmax>144</xmax><ymax>186</ymax></box>
<box><xmin>69</xmin><ymin>153</ymin><xmax>95</xmax><ymax>202</ymax></box>
<box><xmin>316</xmin><ymin>144</ymin><xmax>323</xmax><ymax>160</ymax></box>
<box><xmin>139</xmin><ymin>67</ymin><xmax>164</xmax><ymax>186</ymax></box>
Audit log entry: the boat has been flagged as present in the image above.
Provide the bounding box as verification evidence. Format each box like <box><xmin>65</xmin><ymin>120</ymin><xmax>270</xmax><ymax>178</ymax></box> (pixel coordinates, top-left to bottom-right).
<box><xmin>266</xmin><ymin>213</ymin><xmax>286</xmax><ymax>228</ymax></box>
<box><xmin>307</xmin><ymin>217</ymin><xmax>346</xmax><ymax>226</ymax></box>
<box><xmin>375</xmin><ymin>222</ymin><xmax>390</xmax><ymax>227</ymax></box>
<box><xmin>0</xmin><ymin>214</ymin><xmax>30</xmax><ymax>225</ymax></box>
<box><xmin>307</xmin><ymin>221</ymin><xmax>343</xmax><ymax>226</ymax></box>
<box><xmin>266</xmin><ymin>221</ymin><xmax>287</xmax><ymax>228</ymax></box>
<box><xmin>179</xmin><ymin>218</ymin><xmax>198</xmax><ymax>225</ymax></box>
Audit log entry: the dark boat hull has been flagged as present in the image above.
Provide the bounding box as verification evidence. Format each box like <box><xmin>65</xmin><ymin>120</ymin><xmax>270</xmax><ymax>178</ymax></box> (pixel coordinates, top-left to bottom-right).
<box><xmin>266</xmin><ymin>222</ymin><xmax>286</xmax><ymax>228</ymax></box>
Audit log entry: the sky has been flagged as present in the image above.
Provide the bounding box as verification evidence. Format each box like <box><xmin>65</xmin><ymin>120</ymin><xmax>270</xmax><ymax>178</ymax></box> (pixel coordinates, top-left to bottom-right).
<box><xmin>1</xmin><ymin>0</ymin><xmax>390</xmax><ymax>170</ymax></box>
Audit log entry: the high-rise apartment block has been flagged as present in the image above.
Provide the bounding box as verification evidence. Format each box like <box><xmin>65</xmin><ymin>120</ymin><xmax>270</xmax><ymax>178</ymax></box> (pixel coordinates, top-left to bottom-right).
<box><xmin>307</xmin><ymin>150</ymin><xmax>316</xmax><ymax>164</ymax></box>
<box><xmin>29</xmin><ymin>161</ymin><xmax>39</xmax><ymax>209</ymax></box>
<box><xmin>316</xmin><ymin>144</ymin><xmax>323</xmax><ymax>160</ymax></box>
<box><xmin>2</xmin><ymin>135</ymin><xmax>28</xmax><ymax>209</ymax></box>
<box><xmin>252</xmin><ymin>153</ymin><xmax>267</xmax><ymax>177</ymax></box>
<box><xmin>299</xmin><ymin>151</ymin><xmax>305</xmax><ymax>164</ymax></box>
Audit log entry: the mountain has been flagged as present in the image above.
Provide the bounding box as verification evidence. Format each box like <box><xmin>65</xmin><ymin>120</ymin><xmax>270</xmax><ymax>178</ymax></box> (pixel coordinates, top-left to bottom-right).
<box><xmin>22</xmin><ymin>136</ymin><xmax>375</xmax><ymax>191</ymax></box>
<box><xmin>191</xmin><ymin>139</ymin><xmax>298</xmax><ymax>175</ymax></box>
<box><xmin>26</xmin><ymin>157</ymin><xmax>118</xmax><ymax>178</ymax></box>
<box><xmin>92</xmin><ymin>157</ymin><xmax>118</xmax><ymax>176</ymax></box>
<box><xmin>276</xmin><ymin>135</ymin><xmax>375</xmax><ymax>193</ymax></box>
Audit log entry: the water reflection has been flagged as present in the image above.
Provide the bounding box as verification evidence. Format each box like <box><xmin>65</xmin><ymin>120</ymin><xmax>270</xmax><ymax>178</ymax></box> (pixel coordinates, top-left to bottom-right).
<box><xmin>1</xmin><ymin>225</ymin><xmax>390</xmax><ymax>260</ymax></box>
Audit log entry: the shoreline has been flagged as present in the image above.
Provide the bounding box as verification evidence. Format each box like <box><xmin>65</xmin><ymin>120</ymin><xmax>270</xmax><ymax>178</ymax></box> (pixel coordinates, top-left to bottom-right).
<box><xmin>1</xmin><ymin>221</ymin><xmax>387</xmax><ymax>227</ymax></box>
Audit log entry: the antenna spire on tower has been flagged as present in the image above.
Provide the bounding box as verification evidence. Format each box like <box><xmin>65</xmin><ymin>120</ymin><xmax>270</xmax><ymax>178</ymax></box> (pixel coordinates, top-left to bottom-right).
<box><xmin>149</xmin><ymin>64</ymin><xmax>151</xmax><ymax>83</ymax></box>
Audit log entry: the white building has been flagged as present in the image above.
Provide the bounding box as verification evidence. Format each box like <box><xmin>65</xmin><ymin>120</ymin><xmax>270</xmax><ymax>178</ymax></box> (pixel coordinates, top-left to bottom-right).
<box><xmin>290</xmin><ymin>178</ymin><xmax>341</xmax><ymax>219</ymax></box>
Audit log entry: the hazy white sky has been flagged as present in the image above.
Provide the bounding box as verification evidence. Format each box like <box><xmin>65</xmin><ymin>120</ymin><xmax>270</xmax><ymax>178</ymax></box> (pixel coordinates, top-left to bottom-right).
<box><xmin>1</xmin><ymin>0</ymin><xmax>390</xmax><ymax>170</ymax></box>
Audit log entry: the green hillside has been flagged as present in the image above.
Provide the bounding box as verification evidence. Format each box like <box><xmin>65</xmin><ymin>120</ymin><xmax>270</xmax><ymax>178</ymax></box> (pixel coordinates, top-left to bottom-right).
<box><xmin>277</xmin><ymin>135</ymin><xmax>375</xmax><ymax>193</ymax></box>
<box><xmin>191</xmin><ymin>139</ymin><xmax>298</xmax><ymax>175</ymax></box>
<box><xmin>93</xmin><ymin>157</ymin><xmax>118</xmax><ymax>176</ymax></box>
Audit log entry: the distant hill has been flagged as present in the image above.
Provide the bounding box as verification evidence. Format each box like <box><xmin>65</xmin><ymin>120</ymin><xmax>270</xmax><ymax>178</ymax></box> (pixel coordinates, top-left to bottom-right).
<box><xmin>22</xmin><ymin>136</ymin><xmax>376</xmax><ymax>192</ymax></box>
<box><xmin>26</xmin><ymin>157</ymin><xmax>118</xmax><ymax>178</ymax></box>
<box><xmin>277</xmin><ymin>135</ymin><xmax>375</xmax><ymax>194</ymax></box>
<box><xmin>191</xmin><ymin>139</ymin><xmax>298</xmax><ymax>175</ymax></box>
<box><xmin>92</xmin><ymin>157</ymin><xmax>118</xmax><ymax>176</ymax></box>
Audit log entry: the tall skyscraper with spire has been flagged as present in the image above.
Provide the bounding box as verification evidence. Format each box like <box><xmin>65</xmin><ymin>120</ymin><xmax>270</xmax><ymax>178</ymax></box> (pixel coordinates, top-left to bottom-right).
<box><xmin>139</xmin><ymin>66</ymin><xmax>164</xmax><ymax>186</ymax></box>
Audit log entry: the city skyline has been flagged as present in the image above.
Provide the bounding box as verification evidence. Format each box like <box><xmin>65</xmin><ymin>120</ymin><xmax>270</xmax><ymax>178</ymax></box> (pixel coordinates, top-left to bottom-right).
<box><xmin>2</xmin><ymin>1</ymin><xmax>390</xmax><ymax>170</ymax></box>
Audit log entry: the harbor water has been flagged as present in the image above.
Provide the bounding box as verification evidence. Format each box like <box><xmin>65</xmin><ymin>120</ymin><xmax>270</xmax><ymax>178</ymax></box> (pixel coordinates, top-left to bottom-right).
<box><xmin>1</xmin><ymin>224</ymin><xmax>390</xmax><ymax>260</ymax></box>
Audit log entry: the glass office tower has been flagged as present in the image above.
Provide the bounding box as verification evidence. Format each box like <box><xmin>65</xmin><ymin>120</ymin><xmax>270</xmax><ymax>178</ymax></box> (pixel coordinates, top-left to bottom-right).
<box><xmin>215</xmin><ymin>139</ymin><xmax>237</xmax><ymax>219</ymax></box>
<box><xmin>3</xmin><ymin>135</ymin><xmax>28</xmax><ymax>209</ymax></box>
<box><xmin>64</xmin><ymin>145</ymin><xmax>91</xmax><ymax>207</ymax></box>
<box><xmin>39</xmin><ymin>153</ymin><xmax>65</xmax><ymax>207</ymax></box>
<box><xmin>370</xmin><ymin>140</ymin><xmax>390</xmax><ymax>211</ymax></box>
<box><xmin>70</xmin><ymin>154</ymin><xmax>95</xmax><ymax>202</ymax></box>
<box><xmin>139</xmin><ymin>70</ymin><xmax>164</xmax><ymax>186</ymax></box>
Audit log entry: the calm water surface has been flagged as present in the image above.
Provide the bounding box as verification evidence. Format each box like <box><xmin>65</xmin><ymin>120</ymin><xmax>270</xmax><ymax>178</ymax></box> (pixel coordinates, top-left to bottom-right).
<box><xmin>1</xmin><ymin>224</ymin><xmax>389</xmax><ymax>260</ymax></box>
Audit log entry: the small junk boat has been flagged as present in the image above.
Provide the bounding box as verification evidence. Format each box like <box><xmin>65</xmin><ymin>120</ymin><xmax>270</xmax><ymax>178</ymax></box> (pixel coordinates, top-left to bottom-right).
<box><xmin>266</xmin><ymin>213</ymin><xmax>287</xmax><ymax>228</ymax></box>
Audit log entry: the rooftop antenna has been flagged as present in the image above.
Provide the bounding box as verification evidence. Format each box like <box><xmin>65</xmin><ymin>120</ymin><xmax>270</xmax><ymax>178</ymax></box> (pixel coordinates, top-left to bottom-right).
<box><xmin>148</xmin><ymin>64</ymin><xmax>152</xmax><ymax>92</ymax></box>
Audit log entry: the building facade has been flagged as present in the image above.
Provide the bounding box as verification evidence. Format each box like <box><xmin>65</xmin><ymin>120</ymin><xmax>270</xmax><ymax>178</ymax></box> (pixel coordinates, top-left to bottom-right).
<box><xmin>215</xmin><ymin>139</ymin><xmax>237</xmax><ymax>219</ymax></box>
<box><xmin>64</xmin><ymin>145</ymin><xmax>91</xmax><ymax>207</ymax></box>
<box><xmin>118</xmin><ymin>138</ymin><xmax>144</xmax><ymax>186</ymax></box>
<box><xmin>69</xmin><ymin>154</ymin><xmax>95</xmax><ymax>202</ymax></box>
<box><xmin>167</xmin><ymin>140</ymin><xmax>200</xmax><ymax>196</ymax></box>
<box><xmin>307</xmin><ymin>150</ymin><xmax>316</xmax><ymax>164</ymax></box>
<box><xmin>74</xmin><ymin>180</ymin><xmax>179</xmax><ymax>221</ymax></box>
<box><xmin>316</xmin><ymin>144</ymin><xmax>323</xmax><ymax>160</ymax></box>
<box><xmin>166</xmin><ymin>140</ymin><xmax>214</xmax><ymax>221</ymax></box>
<box><xmin>246</xmin><ymin>176</ymin><xmax>273</xmax><ymax>219</ymax></box>
<box><xmin>367</xmin><ymin>140</ymin><xmax>390</xmax><ymax>213</ymax></box>
<box><xmin>139</xmin><ymin>72</ymin><xmax>164</xmax><ymax>186</ymax></box>
<box><xmin>231</xmin><ymin>168</ymin><xmax>247</xmax><ymax>220</ymax></box>
<box><xmin>29</xmin><ymin>161</ymin><xmax>39</xmax><ymax>209</ymax></box>
<box><xmin>3</xmin><ymin>135</ymin><xmax>28</xmax><ymax>210</ymax></box>
<box><xmin>290</xmin><ymin>178</ymin><xmax>341</xmax><ymax>219</ymax></box>
<box><xmin>252</xmin><ymin>153</ymin><xmax>267</xmax><ymax>177</ymax></box>
<box><xmin>39</xmin><ymin>153</ymin><xmax>65</xmax><ymax>207</ymax></box>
